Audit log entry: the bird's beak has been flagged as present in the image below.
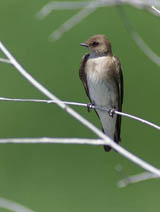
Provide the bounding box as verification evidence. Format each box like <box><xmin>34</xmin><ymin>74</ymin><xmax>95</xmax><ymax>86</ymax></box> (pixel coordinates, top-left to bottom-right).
<box><xmin>80</xmin><ymin>43</ymin><xmax>89</xmax><ymax>47</ymax></box>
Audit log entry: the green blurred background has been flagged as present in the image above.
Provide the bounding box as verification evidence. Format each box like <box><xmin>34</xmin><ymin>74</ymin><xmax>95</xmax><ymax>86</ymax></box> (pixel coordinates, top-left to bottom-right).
<box><xmin>0</xmin><ymin>0</ymin><xmax>160</xmax><ymax>211</ymax></box>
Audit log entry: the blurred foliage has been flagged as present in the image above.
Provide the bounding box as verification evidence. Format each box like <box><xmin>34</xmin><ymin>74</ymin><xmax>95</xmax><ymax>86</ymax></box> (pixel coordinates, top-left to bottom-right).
<box><xmin>0</xmin><ymin>0</ymin><xmax>160</xmax><ymax>211</ymax></box>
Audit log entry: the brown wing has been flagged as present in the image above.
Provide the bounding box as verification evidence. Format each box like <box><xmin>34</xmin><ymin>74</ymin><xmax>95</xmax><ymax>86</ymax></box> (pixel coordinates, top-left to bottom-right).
<box><xmin>79</xmin><ymin>53</ymin><xmax>102</xmax><ymax>121</ymax></box>
<box><xmin>113</xmin><ymin>56</ymin><xmax>124</xmax><ymax>143</ymax></box>
<box><xmin>79</xmin><ymin>53</ymin><xmax>90</xmax><ymax>100</ymax></box>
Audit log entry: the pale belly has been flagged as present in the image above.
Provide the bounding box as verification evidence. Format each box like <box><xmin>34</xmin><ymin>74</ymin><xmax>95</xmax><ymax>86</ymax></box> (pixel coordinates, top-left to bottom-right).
<box><xmin>86</xmin><ymin>56</ymin><xmax>118</xmax><ymax>139</ymax></box>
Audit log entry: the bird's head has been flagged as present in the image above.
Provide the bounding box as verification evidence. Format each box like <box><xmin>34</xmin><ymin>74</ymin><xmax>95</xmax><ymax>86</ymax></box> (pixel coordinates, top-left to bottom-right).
<box><xmin>80</xmin><ymin>34</ymin><xmax>112</xmax><ymax>56</ymax></box>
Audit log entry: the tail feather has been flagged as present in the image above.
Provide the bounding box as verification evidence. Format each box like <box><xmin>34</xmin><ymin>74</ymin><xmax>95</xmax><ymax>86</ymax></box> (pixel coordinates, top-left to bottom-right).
<box><xmin>103</xmin><ymin>129</ymin><xmax>120</xmax><ymax>152</ymax></box>
<box><xmin>104</xmin><ymin>145</ymin><xmax>112</xmax><ymax>152</ymax></box>
<box><xmin>102</xmin><ymin>128</ymin><xmax>112</xmax><ymax>152</ymax></box>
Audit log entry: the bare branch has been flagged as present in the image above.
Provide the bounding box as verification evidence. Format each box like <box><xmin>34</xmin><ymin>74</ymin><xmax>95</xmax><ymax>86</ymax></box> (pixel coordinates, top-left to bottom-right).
<box><xmin>0</xmin><ymin>97</ymin><xmax>159</xmax><ymax>131</ymax></box>
<box><xmin>118</xmin><ymin>171</ymin><xmax>158</xmax><ymax>188</ymax></box>
<box><xmin>0</xmin><ymin>197</ymin><xmax>34</xmax><ymax>212</ymax></box>
<box><xmin>49</xmin><ymin>1</ymin><xmax>98</xmax><ymax>41</ymax></box>
<box><xmin>37</xmin><ymin>0</ymin><xmax>160</xmax><ymax>20</ymax></box>
<box><xmin>151</xmin><ymin>5</ymin><xmax>160</xmax><ymax>15</ymax></box>
<box><xmin>117</xmin><ymin>6</ymin><xmax>160</xmax><ymax>67</ymax></box>
<box><xmin>36</xmin><ymin>1</ymin><xmax>92</xmax><ymax>19</ymax></box>
<box><xmin>115</xmin><ymin>110</ymin><xmax>160</xmax><ymax>130</ymax></box>
<box><xmin>0</xmin><ymin>96</ymin><xmax>88</xmax><ymax>106</ymax></box>
<box><xmin>36</xmin><ymin>0</ymin><xmax>160</xmax><ymax>41</ymax></box>
<box><xmin>1</xmin><ymin>41</ymin><xmax>160</xmax><ymax>177</ymax></box>
<box><xmin>0</xmin><ymin>57</ymin><xmax>11</xmax><ymax>64</ymax></box>
<box><xmin>0</xmin><ymin>137</ymin><xmax>105</xmax><ymax>145</ymax></box>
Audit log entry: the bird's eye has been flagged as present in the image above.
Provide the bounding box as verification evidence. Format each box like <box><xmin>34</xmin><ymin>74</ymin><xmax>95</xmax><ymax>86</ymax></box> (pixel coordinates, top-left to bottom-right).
<box><xmin>92</xmin><ymin>41</ymin><xmax>99</xmax><ymax>46</ymax></box>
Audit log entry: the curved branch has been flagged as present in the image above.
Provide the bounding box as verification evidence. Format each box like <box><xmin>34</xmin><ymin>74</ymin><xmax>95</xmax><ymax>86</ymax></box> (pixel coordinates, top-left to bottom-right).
<box><xmin>117</xmin><ymin>6</ymin><xmax>160</xmax><ymax>67</ymax></box>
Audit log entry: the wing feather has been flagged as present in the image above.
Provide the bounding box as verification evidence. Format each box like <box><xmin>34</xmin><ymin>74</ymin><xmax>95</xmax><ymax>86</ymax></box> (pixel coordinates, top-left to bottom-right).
<box><xmin>79</xmin><ymin>53</ymin><xmax>90</xmax><ymax>100</ymax></box>
<box><xmin>113</xmin><ymin>56</ymin><xmax>124</xmax><ymax>143</ymax></box>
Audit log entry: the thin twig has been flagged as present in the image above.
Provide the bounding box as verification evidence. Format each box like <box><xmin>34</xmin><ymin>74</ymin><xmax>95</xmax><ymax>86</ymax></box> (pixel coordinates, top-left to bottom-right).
<box><xmin>117</xmin><ymin>6</ymin><xmax>160</xmax><ymax>67</ymax></box>
<box><xmin>115</xmin><ymin>111</ymin><xmax>160</xmax><ymax>130</ymax></box>
<box><xmin>0</xmin><ymin>57</ymin><xmax>11</xmax><ymax>64</ymax></box>
<box><xmin>0</xmin><ymin>97</ymin><xmax>159</xmax><ymax>131</ymax></box>
<box><xmin>0</xmin><ymin>41</ymin><xmax>160</xmax><ymax>177</ymax></box>
<box><xmin>49</xmin><ymin>1</ymin><xmax>98</xmax><ymax>41</ymax></box>
<box><xmin>152</xmin><ymin>5</ymin><xmax>160</xmax><ymax>15</ymax></box>
<box><xmin>36</xmin><ymin>0</ymin><xmax>160</xmax><ymax>42</ymax></box>
<box><xmin>37</xmin><ymin>0</ymin><xmax>160</xmax><ymax>20</ymax></box>
<box><xmin>36</xmin><ymin>1</ymin><xmax>93</xmax><ymax>19</ymax></box>
<box><xmin>118</xmin><ymin>171</ymin><xmax>158</xmax><ymax>188</ymax></box>
<box><xmin>0</xmin><ymin>197</ymin><xmax>34</xmax><ymax>212</ymax></box>
<box><xmin>0</xmin><ymin>137</ymin><xmax>104</xmax><ymax>145</ymax></box>
<box><xmin>0</xmin><ymin>97</ymin><xmax>87</xmax><ymax>106</ymax></box>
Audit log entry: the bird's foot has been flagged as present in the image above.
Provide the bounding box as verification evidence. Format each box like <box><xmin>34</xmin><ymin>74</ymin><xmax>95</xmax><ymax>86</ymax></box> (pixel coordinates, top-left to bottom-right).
<box><xmin>108</xmin><ymin>108</ymin><xmax>116</xmax><ymax>117</ymax></box>
<box><xmin>87</xmin><ymin>103</ymin><xmax>94</xmax><ymax>112</ymax></box>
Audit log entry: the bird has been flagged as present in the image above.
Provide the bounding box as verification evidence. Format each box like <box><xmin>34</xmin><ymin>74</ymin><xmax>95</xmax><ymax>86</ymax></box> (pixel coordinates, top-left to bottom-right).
<box><xmin>79</xmin><ymin>34</ymin><xmax>123</xmax><ymax>151</ymax></box>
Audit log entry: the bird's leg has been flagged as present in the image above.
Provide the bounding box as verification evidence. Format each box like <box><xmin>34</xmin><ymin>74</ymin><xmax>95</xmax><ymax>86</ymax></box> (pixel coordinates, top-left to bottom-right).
<box><xmin>87</xmin><ymin>103</ymin><xmax>95</xmax><ymax>112</ymax></box>
<box><xmin>108</xmin><ymin>108</ymin><xmax>116</xmax><ymax>117</ymax></box>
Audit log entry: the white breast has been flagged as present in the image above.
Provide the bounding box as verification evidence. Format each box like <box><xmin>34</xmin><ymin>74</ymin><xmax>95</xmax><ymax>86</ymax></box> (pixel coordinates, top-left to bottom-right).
<box><xmin>86</xmin><ymin>56</ymin><xmax>117</xmax><ymax>139</ymax></box>
<box><xmin>86</xmin><ymin>56</ymin><xmax>117</xmax><ymax>107</ymax></box>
